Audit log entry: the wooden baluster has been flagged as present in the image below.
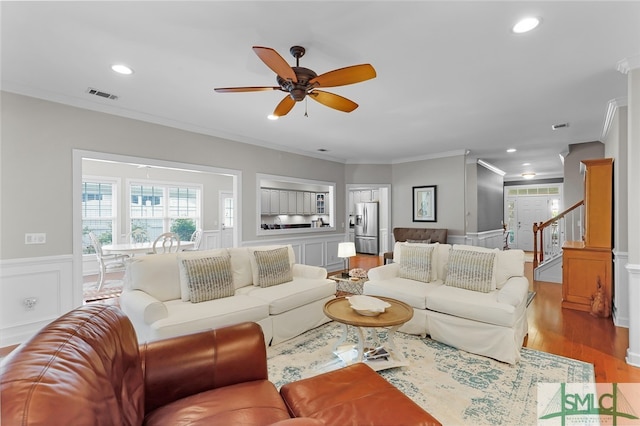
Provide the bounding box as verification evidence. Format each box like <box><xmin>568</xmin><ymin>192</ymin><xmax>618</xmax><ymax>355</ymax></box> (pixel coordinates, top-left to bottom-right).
<box><xmin>533</xmin><ymin>222</ymin><xmax>539</xmax><ymax>268</ymax></box>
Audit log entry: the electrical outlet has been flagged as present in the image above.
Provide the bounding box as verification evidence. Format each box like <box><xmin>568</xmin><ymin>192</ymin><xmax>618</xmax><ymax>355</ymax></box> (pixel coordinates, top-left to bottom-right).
<box><xmin>25</xmin><ymin>233</ymin><xmax>46</xmax><ymax>244</ymax></box>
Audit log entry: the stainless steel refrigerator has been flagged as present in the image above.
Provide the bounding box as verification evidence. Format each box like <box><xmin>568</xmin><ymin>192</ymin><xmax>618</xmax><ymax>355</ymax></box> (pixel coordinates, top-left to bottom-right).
<box><xmin>354</xmin><ymin>202</ymin><xmax>379</xmax><ymax>254</ymax></box>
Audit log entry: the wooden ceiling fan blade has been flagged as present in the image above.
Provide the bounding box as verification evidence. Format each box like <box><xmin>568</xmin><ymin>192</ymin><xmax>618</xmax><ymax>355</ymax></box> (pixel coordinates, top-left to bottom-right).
<box><xmin>253</xmin><ymin>46</ymin><xmax>297</xmax><ymax>82</ymax></box>
<box><xmin>309</xmin><ymin>90</ymin><xmax>358</xmax><ymax>113</ymax></box>
<box><xmin>214</xmin><ymin>86</ymin><xmax>280</xmax><ymax>93</ymax></box>
<box><xmin>309</xmin><ymin>64</ymin><xmax>376</xmax><ymax>88</ymax></box>
<box><xmin>273</xmin><ymin>95</ymin><xmax>296</xmax><ymax>117</ymax></box>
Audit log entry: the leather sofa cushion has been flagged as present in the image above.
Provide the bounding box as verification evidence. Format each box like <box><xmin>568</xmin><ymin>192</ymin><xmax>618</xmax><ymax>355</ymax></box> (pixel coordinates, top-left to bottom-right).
<box><xmin>144</xmin><ymin>380</ymin><xmax>291</xmax><ymax>426</ymax></box>
<box><xmin>280</xmin><ymin>363</ymin><xmax>441</xmax><ymax>425</ymax></box>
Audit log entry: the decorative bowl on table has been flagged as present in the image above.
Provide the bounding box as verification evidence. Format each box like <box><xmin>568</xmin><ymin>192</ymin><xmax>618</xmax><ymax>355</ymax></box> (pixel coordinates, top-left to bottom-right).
<box><xmin>346</xmin><ymin>295</ymin><xmax>391</xmax><ymax>317</ymax></box>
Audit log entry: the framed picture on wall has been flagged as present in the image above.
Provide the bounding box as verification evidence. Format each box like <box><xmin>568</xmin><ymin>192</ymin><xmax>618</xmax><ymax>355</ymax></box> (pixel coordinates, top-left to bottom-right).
<box><xmin>412</xmin><ymin>185</ymin><xmax>437</xmax><ymax>222</ymax></box>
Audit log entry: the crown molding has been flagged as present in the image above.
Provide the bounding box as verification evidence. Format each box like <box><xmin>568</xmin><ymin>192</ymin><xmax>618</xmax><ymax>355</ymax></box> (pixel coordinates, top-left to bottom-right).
<box><xmin>617</xmin><ymin>54</ymin><xmax>640</xmax><ymax>74</ymax></box>
<box><xmin>391</xmin><ymin>149</ymin><xmax>468</xmax><ymax>165</ymax></box>
<box><xmin>602</xmin><ymin>97</ymin><xmax>628</xmax><ymax>140</ymax></box>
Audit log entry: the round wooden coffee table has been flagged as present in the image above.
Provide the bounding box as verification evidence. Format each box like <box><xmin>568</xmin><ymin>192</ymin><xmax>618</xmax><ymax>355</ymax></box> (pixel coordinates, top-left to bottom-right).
<box><xmin>323</xmin><ymin>296</ymin><xmax>413</xmax><ymax>370</ymax></box>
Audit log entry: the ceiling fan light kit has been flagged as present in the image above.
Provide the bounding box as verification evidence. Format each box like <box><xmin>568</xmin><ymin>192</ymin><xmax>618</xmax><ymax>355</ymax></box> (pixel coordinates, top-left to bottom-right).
<box><xmin>214</xmin><ymin>45</ymin><xmax>376</xmax><ymax>117</ymax></box>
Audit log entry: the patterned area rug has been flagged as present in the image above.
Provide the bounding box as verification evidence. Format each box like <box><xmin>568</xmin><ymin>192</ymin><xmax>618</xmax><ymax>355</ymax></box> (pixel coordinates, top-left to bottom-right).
<box><xmin>267</xmin><ymin>322</ymin><xmax>594</xmax><ymax>426</ymax></box>
<box><xmin>83</xmin><ymin>280</ymin><xmax>123</xmax><ymax>302</ymax></box>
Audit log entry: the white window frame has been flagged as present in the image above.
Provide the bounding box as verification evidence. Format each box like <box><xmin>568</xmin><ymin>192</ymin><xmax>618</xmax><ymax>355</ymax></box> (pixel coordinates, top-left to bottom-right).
<box><xmin>126</xmin><ymin>178</ymin><xmax>203</xmax><ymax>239</ymax></box>
<box><xmin>81</xmin><ymin>175</ymin><xmax>121</xmax><ymax>255</ymax></box>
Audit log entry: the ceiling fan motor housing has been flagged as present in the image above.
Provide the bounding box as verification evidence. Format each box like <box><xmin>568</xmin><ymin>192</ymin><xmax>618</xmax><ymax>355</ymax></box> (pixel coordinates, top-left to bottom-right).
<box><xmin>277</xmin><ymin>66</ymin><xmax>318</xmax><ymax>101</ymax></box>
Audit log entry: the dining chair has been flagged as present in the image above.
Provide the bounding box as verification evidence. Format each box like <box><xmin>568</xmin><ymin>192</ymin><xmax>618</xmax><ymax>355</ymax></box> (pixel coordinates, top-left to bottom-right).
<box><xmin>88</xmin><ymin>232</ymin><xmax>129</xmax><ymax>291</ymax></box>
<box><xmin>152</xmin><ymin>232</ymin><xmax>181</xmax><ymax>254</ymax></box>
<box><xmin>186</xmin><ymin>229</ymin><xmax>203</xmax><ymax>251</ymax></box>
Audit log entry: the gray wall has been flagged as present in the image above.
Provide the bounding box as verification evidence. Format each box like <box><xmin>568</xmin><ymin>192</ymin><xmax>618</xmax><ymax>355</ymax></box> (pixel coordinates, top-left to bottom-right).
<box><xmin>390</xmin><ymin>155</ymin><xmax>467</xmax><ymax>236</ymax></box>
<box><xmin>1</xmin><ymin>92</ymin><xmax>346</xmax><ymax>259</ymax></box>
<box><xmin>605</xmin><ymin>106</ymin><xmax>628</xmax><ymax>252</ymax></box>
<box><xmin>476</xmin><ymin>163</ymin><xmax>504</xmax><ymax>232</ymax></box>
<box><xmin>563</xmin><ymin>141</ymin><xmax>605</xmax><ymax>207</ymax></box>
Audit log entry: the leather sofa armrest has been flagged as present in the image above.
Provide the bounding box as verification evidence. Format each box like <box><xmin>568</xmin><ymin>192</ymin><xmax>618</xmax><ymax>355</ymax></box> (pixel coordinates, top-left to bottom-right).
<box><xmin>292</xmin><ymin>263</ymin><xmax>328</xmax><ymax>279</ymax></box>
<box><xmin>119</xmin><ymin>289</ymin><xmax>168</xmax><ymax>325</ymax></box>
<box><xmin>367</xmin><ymin>263</ymin><xmax>400</xmax><ymax>281</ymax></box>
<box><xmin>141</xmin><ymin>322</ymin><xmax>268</xmax><ymax>414</ymax></box>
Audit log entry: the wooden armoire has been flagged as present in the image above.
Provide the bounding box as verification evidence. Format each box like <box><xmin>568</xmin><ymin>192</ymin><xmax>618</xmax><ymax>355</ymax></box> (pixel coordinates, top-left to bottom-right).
<box><xmin>561</xmin><ymin>158</ymin><xmax>613</xmax><ymax>315</ymax></box>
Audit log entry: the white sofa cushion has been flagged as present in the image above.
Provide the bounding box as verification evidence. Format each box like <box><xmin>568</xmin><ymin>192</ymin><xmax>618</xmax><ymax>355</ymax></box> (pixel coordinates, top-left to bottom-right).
<box><xmin>496</xmin><ymin>249</ymin><xmax>525</xmax><ymax>289</ymax></box>
<box><xmin>426</xmin><ymin>282</ymin><xmax>524</xmax><ymax>327</ymax></box>
<box><xmin>177</xmin><ymin>249</ymin><xmax>229</xmax><ymax>301</ymax></box>
<box><xmin>364</xmin><ymin>278</ymin><xmax>443</xmax><ymax>310</ymax></box>
<box><xmin>445</xmin><ymin>245</ymin><xmax>499</xmax><ymax>292</ymax></box>
<box><xmin>179</xmin><ymin>254</ymin><xmax>234</xmax><ymax>303</ymax></box>
<box><xmin>126</xmin><ymin>253</ymin><xmax>182</xmax><ymax>302</ymax></box>
<box><xmin>241</xmin><ymin>277</ymin><xmax>336</xmax><ymax>315</ymax></box>
<box><xmin>155</xmin><ymin>295</ymin><xmax>270</xmax><ymax>337</ymax></box>
<box><xmin>398</xmin><ymin>244</ymin><xmax>436</xmax><ymax>283</ymax></box>
<box><xmin>227</xmin><ymin>247</ymin><xmax>254</xmax><ymax>289</ymax></box>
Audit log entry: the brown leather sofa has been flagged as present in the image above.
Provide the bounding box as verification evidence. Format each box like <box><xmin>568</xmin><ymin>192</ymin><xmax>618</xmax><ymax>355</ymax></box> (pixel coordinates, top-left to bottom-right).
<box><xmin>383</xmin><ymin>227</ymin><xmax>448</xmax><ymax>263</ymax></box>
<box><xmin>1</xmin><ymin>304</ymin><xmax>440</xmax><ymax>425</ymax></box>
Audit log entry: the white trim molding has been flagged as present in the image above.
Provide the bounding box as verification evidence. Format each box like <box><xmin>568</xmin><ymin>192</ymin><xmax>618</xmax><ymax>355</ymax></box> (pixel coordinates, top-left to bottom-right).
<box><xmin>613</xmin><ymin>250</ymin><xmax>629</xmax><ymax>328</ymax></box>
<box><xmin>617</xmin><ymin>54</ymin><xmax>640</xmax><ymax>74</ymax></box>
<box><xmin>602</xmin><ymin>97</ymin><xmax>628</xmax><ymax>141</ymax></box>
<box><xmin>625</xmin><ymin>262</ymin><xmax>640</xmax><ymax>367</ymax></box>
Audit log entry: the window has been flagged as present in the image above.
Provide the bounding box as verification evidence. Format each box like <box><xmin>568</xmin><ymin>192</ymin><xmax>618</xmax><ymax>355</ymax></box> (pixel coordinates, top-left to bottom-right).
<box><xmin>223</xmin><ymin>196</ymin><xmax>234</xmax><ymax>228</ymax></box>
<box><xmin>129</xmin><ymin>182</ymin><xmax>201</xmax><ymax>241</ymax></box>
<box><xmin>82</xmin><ymin>179</ymin><xmax>117</xmax><ymax>254</ymax></box>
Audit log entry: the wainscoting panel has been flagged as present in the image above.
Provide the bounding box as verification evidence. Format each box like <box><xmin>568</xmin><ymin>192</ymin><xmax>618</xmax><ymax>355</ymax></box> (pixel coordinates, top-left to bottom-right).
<box><xmin>613</xmin><ymin>250</ymin><xmax>629</xmax><ymax>328</ymax></box>
<box><xmin>242</xmin><ymin>234</ymin><xmax>345</xmax><ymax>272</ymax></box>
<box><xmin>464</xmin><ymin>229</ymin><xmax>504</xmax><ymax>249</ymax></box>
<box><xmin>0</xmin><ymin>255</ymin><xmax>74</xmax><ymax>347</ymax></box>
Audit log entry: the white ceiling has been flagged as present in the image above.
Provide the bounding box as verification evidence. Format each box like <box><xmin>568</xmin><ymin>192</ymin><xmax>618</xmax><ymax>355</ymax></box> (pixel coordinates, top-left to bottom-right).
<box><xmin>2</xmin><ymin>1</ymin><xmax>639</xmax><ymax>180</ymax></box>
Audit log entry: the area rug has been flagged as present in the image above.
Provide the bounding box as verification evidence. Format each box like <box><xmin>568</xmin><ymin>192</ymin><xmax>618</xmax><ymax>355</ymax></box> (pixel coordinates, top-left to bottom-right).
<box><xmin>82</xmin><ymin>280</ymin><xmax>123</xmax><ymax>302</ymax></box>
<box><xmin>267</xmin><ymin>322</ymin><xmax>594</xmax><ymax>426</ymax></box>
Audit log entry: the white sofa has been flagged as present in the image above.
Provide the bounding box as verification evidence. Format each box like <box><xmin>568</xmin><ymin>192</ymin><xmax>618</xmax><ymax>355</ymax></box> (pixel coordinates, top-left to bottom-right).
<box><xmin>119</xmin><ymin>245</ymin><xmax>336</xmax><ymax>345</ymax></box>
<box><xmin>363</xmin><ymin>243</ymin><xmax>529</xmax><ymax>364</ymax></box>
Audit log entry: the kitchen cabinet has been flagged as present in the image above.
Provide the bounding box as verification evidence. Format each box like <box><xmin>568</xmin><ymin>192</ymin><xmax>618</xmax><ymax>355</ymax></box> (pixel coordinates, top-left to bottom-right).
<box><xmin>303</xmin><ymin>192</ymin><xmax>312</xmax><ymax>214</ymax></box>
<box><xmin>279</xmin><ymin>191</ymin><xmax>289</xmax><ymax>215</ymax></box>
<box><xmin>270</xmin><ymin>190</ymin><xmax>280</xmax><ymax>215</ymax></box>
<box><xmin>296</xmin><ymin>192</ymin><xmax>304</xmax><ymax>214</ymax></box>
<box><xmin>316</xmin><ymin>193</ymin><xmax>326</xmax><ymax>214</ymax></box>
<box><xmin>261</xmin><ymin>189</ymin><xmax>270</xmax><ymax>215</ymax></box>
<box><xmin>288</xmin><ymin>191</ymin><xmax>297</xmax><ymax>214</ymax></box>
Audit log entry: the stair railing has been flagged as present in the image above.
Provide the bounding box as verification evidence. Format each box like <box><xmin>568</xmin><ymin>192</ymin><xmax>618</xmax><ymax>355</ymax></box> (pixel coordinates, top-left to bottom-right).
<box><xmin>532</xmin><ymin>200</ymin><xmax>584</xmax><ymax>268</ymax></box>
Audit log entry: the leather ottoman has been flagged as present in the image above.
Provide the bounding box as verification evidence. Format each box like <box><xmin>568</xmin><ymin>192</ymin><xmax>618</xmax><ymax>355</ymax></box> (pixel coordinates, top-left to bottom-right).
<box><xmin>280</xmin><ymin>363</ymin><xmax>441</xmax><ymax>425</ymax></box>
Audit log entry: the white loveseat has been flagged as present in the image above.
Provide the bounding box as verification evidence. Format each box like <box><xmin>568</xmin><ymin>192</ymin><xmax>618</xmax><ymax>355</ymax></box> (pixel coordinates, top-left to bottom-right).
<box><xmin>119</xmin><ymin>245</ymin><xmax>336</xmax><ymax>345</ymax></box>
<box><xmin>364</xmin><ymin>243</ymin><xmax>529</xmax><ymax>364</ymax></box>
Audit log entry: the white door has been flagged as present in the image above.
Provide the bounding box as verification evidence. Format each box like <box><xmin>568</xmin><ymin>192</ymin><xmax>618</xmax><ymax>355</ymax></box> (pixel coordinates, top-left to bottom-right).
<box><xmin>219</xmin><ymin>191</ymin><xmax>234</xmax><ymax>248</ymax></box>
<box><xmin>515</xmin><ymin>196</ymin><xmax>547</xmax><ymax>251</ymax></box>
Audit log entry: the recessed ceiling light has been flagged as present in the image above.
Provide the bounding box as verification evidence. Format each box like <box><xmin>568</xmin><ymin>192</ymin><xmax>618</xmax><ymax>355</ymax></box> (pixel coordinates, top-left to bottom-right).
<box><xmin>512</xmin><ymin>17</ymin><xmax>541</xmax><ymax>34</ymax></box>
<box><xmin>507</xmin><ymin>148</ymin><xmax>517</xmax><ymax>153</ymax></box>
<box><xmin>267</xmin><ymin>114</ymin><xmax>279</xmax><ymax>120</ymax></box>
<box><xmin>522</xmin><ymin>162</ymin><xmax>531</xmax><ymax>166</ymax></box>
<box><xmin>111</xmin><ymin>64</ymin><xmax>134</xmax><ymax>75</ymax></box>
<box><xmin>522</xmin><ymin>172</ymin><xmax>536</xmax><ymax>179</ymax></box>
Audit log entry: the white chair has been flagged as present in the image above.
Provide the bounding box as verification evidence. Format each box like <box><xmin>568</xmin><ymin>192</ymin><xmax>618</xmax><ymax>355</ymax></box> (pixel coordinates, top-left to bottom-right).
<box><xmin>186</xmin><ymin>229</ymin><xmax>203</xmax><ymax>251</ymax></box>
<box><xmin>88</xmin><ymin>232</ymin><xmax>129</xmax><ymax>291</ymax></box>
<box><xmin>152</xmin><ymin>232</ymin><xmax>181</xmax><ymax>254</ymax></box>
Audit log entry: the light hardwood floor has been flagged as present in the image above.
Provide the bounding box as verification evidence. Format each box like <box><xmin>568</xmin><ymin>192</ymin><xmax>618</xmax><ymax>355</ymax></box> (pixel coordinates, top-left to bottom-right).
<box><xmin>347</xmin><ymin>253</ymin><xmax>640</xmax><ymax>382</ymax></box>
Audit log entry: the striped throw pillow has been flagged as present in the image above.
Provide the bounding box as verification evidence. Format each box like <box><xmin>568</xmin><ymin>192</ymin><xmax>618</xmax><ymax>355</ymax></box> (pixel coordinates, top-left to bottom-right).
<box><xmin>254</xmin><ymin>247</ymin><xmax>293</xmax><ymax>288</ymax></box>
<box><xmin>180</xmin><ymin>255</ymin><xmax>234</xmax><ymax>303</ymax></box>
<box><xmin>444</xmin><ymin>248</ymin><xmax>497</xmax><ymax>293</ymax></box>
<box><xmin>398</xmin><ymin>244</ymin><xmax>435</xmax><ymax>283</ymax></box>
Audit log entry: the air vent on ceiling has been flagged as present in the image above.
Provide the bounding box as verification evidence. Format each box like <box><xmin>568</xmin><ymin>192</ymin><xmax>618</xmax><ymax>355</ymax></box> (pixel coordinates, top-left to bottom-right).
<box><xmin>86</xmin><ymin>87</ymin><xmax>118</xmax><ymax>100</ymax></box>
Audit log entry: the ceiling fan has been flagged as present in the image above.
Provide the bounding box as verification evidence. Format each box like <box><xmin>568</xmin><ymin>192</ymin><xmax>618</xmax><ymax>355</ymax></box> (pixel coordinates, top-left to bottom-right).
<box><xmin>214</xmin><ymin>45</ymin><xmax>376</xmax><ymax>117</ymax></box>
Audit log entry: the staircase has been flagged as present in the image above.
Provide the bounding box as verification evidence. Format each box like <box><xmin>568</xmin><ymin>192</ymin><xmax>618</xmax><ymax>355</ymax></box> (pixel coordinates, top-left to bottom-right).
<box><xmin>532</xmin><ymin>200</ymin><xmax>584</xmax><ymax>283</ymax></box>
